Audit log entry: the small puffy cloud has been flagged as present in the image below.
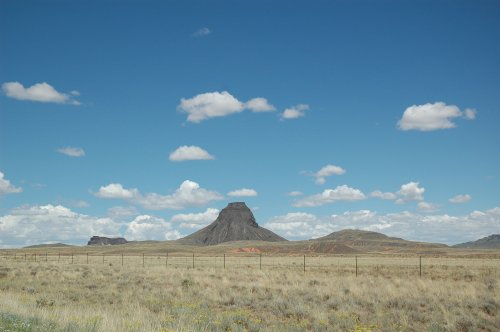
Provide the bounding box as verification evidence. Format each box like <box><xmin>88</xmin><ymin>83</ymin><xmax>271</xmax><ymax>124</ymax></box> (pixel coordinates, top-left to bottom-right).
<box><xmin>0</xmin><ymin>171</ymin><xmax>22</xmax><ymax>195</ymax></box>
<box><xmin>169</xmin><ymin>145</ymin><xmax>215</xmax><ymax>161</ymax></box>
<box><xmin>57</xmin><ymin>147</ymin><xmax>85</xmax><ymax>157</ymax></box>
<box><xmin>370</xmin><ymin>190</ymin><xmax>397</xmax><ymax>200</ymax></box>
<box><xmin>2</xmin><ymin>81</ymin><xmax>80</xmax><ymax>105</ymax></box>
<box><xmin>95</xmin><ymin>183</ymin><xmax>138</xmax><ymax>199</ymax></box>
<box><xmin>312</xmin><ymin>164</ymin><xmax>346</xmax><ymax>185</ymax></box>
<box><xmin>418</xmin><ymin>201</ymin><xmax>440</xmax><ymax>213</ymax></box>
<box><xmin>178</xmin><ymin>91</ymin><xmax>244</xmax><ymax>123</ymax></box>
<box><xmin>263</xmin><ymin>212</ymin><xmax>327</xmax><ymax>240</ymax></box>
<box><xmin>396</xmin><ymin>182</ymin><xmax>425</xmax><ymax>203</ymax></box>
<box><xmin>95</xmin><ymin>180</ymin><xmax>223</xmax><ymax>210</ymax></box>
<box><xmin>171</xmin><ymin>208</ymin><xmax>219</xmax><ymax>230</ymax></box>
<box><xmin>294</xmin><ymin>185</ymin><xmax>366</xmax><ymax>207</ymax></box>
<box><xmin>281</xmin><ymin>104</ymin><xmax>309</xmax><ymax>120</ymax></box>
<box><xmin>287</xmin><ymin>191</ymin><xmax>303</xmax><ymax>197</ymax></box>
<box><xmin>178</xmin><ymin>91</ymin><xmax>277</xmax><ymax>123</ymax></box>
<box><xmin>193</xmin><ymin>27</ymin><xmax>211</xmax><ymax>37</ymax></box>
<box><xmin>397</xmin><ymin>102</ymin><xmax>476</xmax><ymax>131</ymax></box>
<box><xmin>0</xmin><ymin>204</ymin><xmax>121</xmax><ymax>247</ymax></box>
<box><xmin>124</xmin><ymin>215</ymin><xmax>181</xmax><ymax>241</ymax></box>
<box><xmin>245</xmin><ymin>98</ymin><xmax>276</xmax><ymax>112</ymax></box>
<box><xmin>227</xmin><ymin>188</ymin><xmax>258</xmax><ymax>197</ymax></box>
<box><xmin>464</xmin><ymin>108</ymin><xmax>477</xmax><ymax>120</ymax></box>
<box><xmin>449</xmin><ymin>194</ymin><xmax>472</xmax><ymax>204</ymax></box>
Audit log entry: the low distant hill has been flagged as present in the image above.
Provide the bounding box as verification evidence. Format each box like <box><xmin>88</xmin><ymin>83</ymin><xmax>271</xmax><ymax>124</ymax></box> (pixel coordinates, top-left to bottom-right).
<box><xmin>180</xmin><ymin>202</ymin><xmax>286</xmax><ymax>245</ymax></box>
<box><xmin>453</xmin><ymin>234</ymin><xmax>500</xmax><ymax>249</ymax></box>
<box><xmin>313</xmin><ymin>229</ymin><xmax>447</xmax><ymax>252</ymax></box>
<box><xmin>24</xmin><ymin>243</ymin><xmax>74</xmax><ymax>249</ymax></box>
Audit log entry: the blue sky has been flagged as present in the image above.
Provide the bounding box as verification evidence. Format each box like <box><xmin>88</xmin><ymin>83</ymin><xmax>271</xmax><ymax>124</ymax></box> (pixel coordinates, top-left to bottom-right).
<box><xmin>1</xmin><ymin>0</ymin><xmax>499</xmax><ymax>247</ymax></box>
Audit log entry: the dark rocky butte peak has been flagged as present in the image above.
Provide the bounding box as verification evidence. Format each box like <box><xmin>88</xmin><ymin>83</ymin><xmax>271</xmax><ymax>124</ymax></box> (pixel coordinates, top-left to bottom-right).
<box><xmin>180</xmin><ymin>202</ymin><xmax>286</xmax><ymax>245</ymax></box>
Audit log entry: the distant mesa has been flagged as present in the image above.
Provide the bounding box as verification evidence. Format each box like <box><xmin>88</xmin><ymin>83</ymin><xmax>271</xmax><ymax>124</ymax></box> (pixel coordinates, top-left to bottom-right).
<box><xmin>453</xmin><ymin>234</ymin><xmax>500</xmax><ymax>249</ymax></box>
<box><xmin>87</xmin><ymin>236</ymin><xmax>128</xmax><ymax>246</ymax></box>
<box><xmin>180</xmin><ymin>202</ymin><xmax>286</xmax><ymax>245</ymax></box>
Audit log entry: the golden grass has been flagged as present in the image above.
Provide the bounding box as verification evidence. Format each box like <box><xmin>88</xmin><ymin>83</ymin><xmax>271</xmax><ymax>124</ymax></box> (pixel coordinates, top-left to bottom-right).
<box><xmin>1</xmin><ymin>254</ymin><xmax>499</xmax><ymax>331</ymax></box>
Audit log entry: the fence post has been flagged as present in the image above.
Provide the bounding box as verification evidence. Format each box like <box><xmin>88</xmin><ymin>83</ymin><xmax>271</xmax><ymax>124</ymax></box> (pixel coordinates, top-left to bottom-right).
<box><xmin>87</xmin><ymin>253</ymin><xmax>89</xmax><ymax>264</ymax></box>
<box><xmin>58</xmin><ymin>253</ymin><xmax>60</xmax><ymax>262</ymax></box>
<box><xmin>71</xmin><ymin>253</ymin><xmax>74</xmax><ymax>264</ymax></box>
<box><xmin>46</xmin><ymin>252</ymin><xmax>48</xmax><ymax>262</ymax></box>
<box><xmin>260</xmin><ymin>254</ymin><xmax>262</xmax><ymax>270</ymax></box>
<box><xmin>103</xmin><ymin>254</ymin><xmax>105</xmax><ymax>265</ymax></box>
<box><xmin>166</xmin><ymin>253</ymin><xmax>168</xmax><ymax>267</ymax></box>
<box><xmin>34</xmin><ymin>253</ymin><xmax>36</xmax><ymax>262</ymax></box>
<box><xmin>24</xmin><ymin>253</ymin><xmax>27</xmax><ymax>261</ymax></box>
<box><xmin>419</xmin><ymin>256</ymin><xmax>422</xmax><ymax>278</ymax></box>
<box><xmin>304</xmin><ymin>255</ymin><xmax>306</xmax><ymax>273</ymax></box>
<box><xmin>192</xmin><ymin>253</ymin><xmax>195</xmax><ymax>269</ymax></box>
<box><xmin>355</xmin><ymin>256</ymin><xmax>358</xmax><ymax>277</ymax></box>
<box><xmin>223</xmin><ymin>254</ymin><xmax>226</xmax><ymax>269</ymax></box>
<box><xmin>122</xmin><ymin>253</ymin><xmax>124</xmax><ymax>266</ymax></box>
<box><xmin>142</xmin><ymin>253</ymin><xmax>145</xmax><ymax>267</ymax></box>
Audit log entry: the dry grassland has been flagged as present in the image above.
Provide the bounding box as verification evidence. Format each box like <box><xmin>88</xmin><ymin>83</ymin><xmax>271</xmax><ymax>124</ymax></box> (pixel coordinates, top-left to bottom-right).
<box><xmin>0</xmin><ymin>254</ymin><xmax>499</xmax><ymax>332</ymax></box>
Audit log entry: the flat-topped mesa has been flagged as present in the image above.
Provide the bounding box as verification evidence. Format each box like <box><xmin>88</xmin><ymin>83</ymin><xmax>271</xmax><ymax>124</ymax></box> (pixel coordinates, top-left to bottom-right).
<box><xmin>180</xmin><ymin>202</ymin><xmax>286</xmax><ymax>245</ymax></box>
<box><xmin>87</xmin><ymin>236</ymin><xmax>127</xmax><ymax>246</ymax></box>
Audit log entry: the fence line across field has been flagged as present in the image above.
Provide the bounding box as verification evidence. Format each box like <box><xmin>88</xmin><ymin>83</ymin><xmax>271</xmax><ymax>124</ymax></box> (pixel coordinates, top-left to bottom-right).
<box><xmin>1</xmin><ymin>252</ymin><xmax>499</xmax><ymax>278</ymax></box>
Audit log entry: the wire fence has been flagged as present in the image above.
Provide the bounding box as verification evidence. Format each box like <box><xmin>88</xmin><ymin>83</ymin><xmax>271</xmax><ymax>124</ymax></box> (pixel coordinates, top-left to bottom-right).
<box><xmin>1</xmin><ymin>252</ymin><xmax>499</xmax><ymax>278</ymax></box>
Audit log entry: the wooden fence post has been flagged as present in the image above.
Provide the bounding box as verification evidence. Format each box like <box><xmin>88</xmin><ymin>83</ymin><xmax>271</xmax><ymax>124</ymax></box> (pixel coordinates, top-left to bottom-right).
<box><xmin>419</xmin><ymin>256</ymin><xmax>422</xmax><ymax>278</ymax></box>
<box><xmin>71</xmin><ymin>253</ymin><xmax>74</xmax><ymax>264</ymax></box>
<box><xmin>166</xmin><ymin>252</ymin><xmax>168</xmax><ymax>267</ymax></box>
<box><xmin>46</xmin><ymin>253</ymin><xmax>48</xmax><ymax>262</ymax></box>
<box><xmin>192</xmin><ymin>253</ymin><xmax>195</xmax><ymax>269</ymax></box>
<box><xmin>223</xmin><ymin>254</ymin><xmax>226</xmax><ymax>269</ymax></box>
<box><xmin>102</xmin><ymin>254</ymin><xmax>105</xmax><ymax>265</ymax></box>
<box><xmin>142</xmin><ymin>253</ymin><xmax>145</xmax><ymax>267</ymax></box>
<box><xmin>303</xmin><ymin>255</ymin><xmax>306</xmax><ymax>273</ymax></box>
<box><xmin>121</xmin><ymin>253</ymin><xmax>124</xmax><ymax>266</ymax></box>
<box><xmin>355</xmin><ymin>256</ymin><xmax>358</xmax><ymax>277</ymax></box>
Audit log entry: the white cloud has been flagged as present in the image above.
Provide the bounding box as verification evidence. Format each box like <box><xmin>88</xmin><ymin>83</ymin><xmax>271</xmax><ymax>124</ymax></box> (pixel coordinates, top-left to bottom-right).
<box><xmin>124</xmin><ymin>215</ymin><xmax>181</xmax><ymax>241</ymax></box>
<box><xmin>178</xmin><ymin>91</ymin><xmax>278</xmax><ymax>123</ymax></box>
<box><xmin>245</xmin><ymin>98</ymin><xmax>276</xmax><ymax>112</ymax></box>
<box><xmin>294</xmin><ymin>185</ymin><xmax>366</xmax><ymax>207</ymax></box>
<box><xmin>449</xmin><ymin>194</ymin><xmax>472</xmax><ymax>204</ymax></box>
<box><xmin>370</xmin><ymin>190</ymin><xmax>397</xmax><ymax>200</ymax></box>
<box><xmin>0</xmin><ymin>204</ymin><xmax>121</xmax><ymax>247</ymax></box>
<box><xmin>171</xmin><ymin>208</ymin><xmax>219</xmax><ymax>230</ymax></box>
<box><xmin>464</xmin><ymin>108</ymin><xmax>477</xmax><ymax>120</ymax></box>
<box><xmin>178</xmin><ymin>91</ymin><xmax>244</xmax><ymax>123</ymax></box>
<box><xmin>397</xmin><ymin>102</ymin><xmax>476</xmax><ymax>131</ymax></box>
<box><xmin>95</xmin><ymin>183</ymin><xmax>138</xmax><ymax>199</ymax></box>
<box><xmin>0</xmin><ymin>171</ymin><xmax>22</xmax><ymax>195</ymax></box>
<box><xmin>312</xmin><ymin>164</ymin><xmax>346</xmax><ymax>185</ymax></box>
<box><xmin>281</xmin><ymin>104</ymin><xmax>309</xmax><ymax>120</ymax></box>
<box><xmin>57</xmin><ymin>147</ymin><xmax>85</xmax><ymax>157</ymax></box>
<box><xmin>227</xmin><ymin>188</ymin><xmax>258</xmax><ymax>197</ymax></box>
<box><xmin>169</xmin><ymin>145</ymin><xmax>215</xmax><ymax>161</ymax></box>
<box><xmin>287</xmin><ymin>191</ymin><xmax>303</xmax><ymax>197</ymax></box>
<box><xmin>396</xmin><ymin>182</ymin><xmax>425</xmax><ymax>202</ymax></box>
<box><xmin>95</xmin><ymin>180</ymin><xmax>223</xmax><ymax>210</ymax></box>
<box><xmin>107</xmin><ymin>206</ymin><xmax>139</xmax><ymax>221</ymax></box>
<box><xmin>418</xmin><ymin>201</ymin><xmax>440</xmax><ymax>213</ymax></box>
<box><xmin>2</xmin><ymin>81</ymin><xmax>80</xmax><ymax>105</ymax></box>
<box><xmin>193</xmin><ymin>27</ymin><xmax>211</xmax><ymax>37</ymax></box>
<box><xmin>263</xmin><ymin>208</ymin><xmax>500</xmax><ymax>244</ymax></box>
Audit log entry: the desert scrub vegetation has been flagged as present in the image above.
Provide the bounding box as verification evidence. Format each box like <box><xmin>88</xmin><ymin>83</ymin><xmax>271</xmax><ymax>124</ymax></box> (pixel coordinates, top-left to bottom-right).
<box><xmin>0</xmin><ymin>259</ymin><xmax>499</xmax><ymax>331</ymax></box>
